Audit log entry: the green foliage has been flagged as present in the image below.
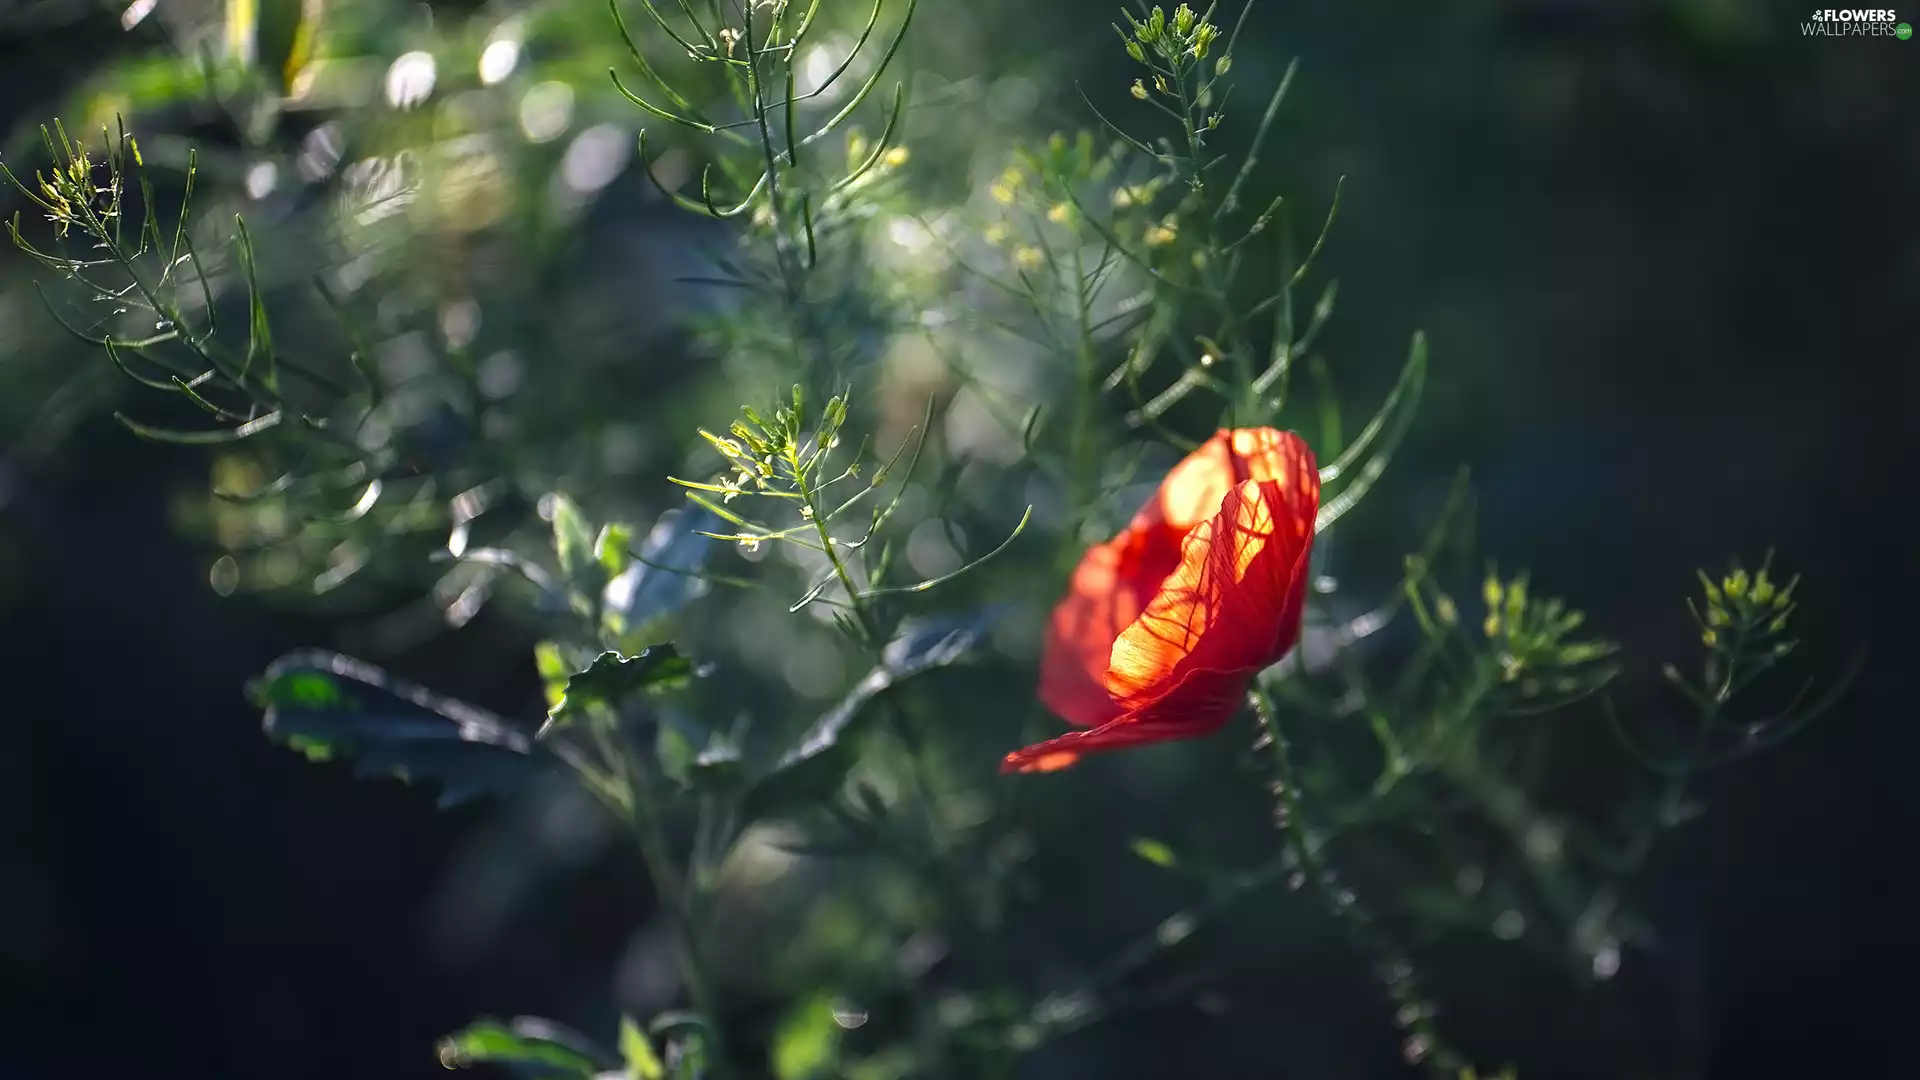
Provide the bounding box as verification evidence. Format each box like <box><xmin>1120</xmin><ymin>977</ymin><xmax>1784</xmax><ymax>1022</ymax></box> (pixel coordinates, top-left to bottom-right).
<box><xmin>437</xmin><ymin>1016</ymin><xmax>611</xmax><ymax>1079</ymax></box>
<box><xmin>619</xmin><ymin>1015</ymin><xmax>667</xmax><ymax>1080</ymax></box>
<box><xmin>3</xmin><ymin>1</ymin><xmax>1865</xmax><ymax>1078</ymax></box>
<box><xmin>741</xmin><ymin>608</ymin><xmax>1003</xmax><ymax>823</ymax></box>
<box><xmin>251</xmin><ymin>649</ymin><xmax>540</xmax><ymax>809</ymax></box>
<box><xmin>770</xmin><ymin>995</ymin><xmax>843</xmax><ymax>1079</ymax></box>
<box><xmin>1617</xmin><ymin>553</ymin><xmax>1863</xmax><ymax>777</ymax></box>
<box><xmin>545</xmin><ymin>645</ymin><xmax>694</xmax><ymax>732</ymax></box>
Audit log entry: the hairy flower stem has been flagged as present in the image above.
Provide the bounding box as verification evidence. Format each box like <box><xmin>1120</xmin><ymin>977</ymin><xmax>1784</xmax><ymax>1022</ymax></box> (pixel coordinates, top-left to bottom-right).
<box><xmin>1248</xmin><ymin>687</ymin><xmax>1467</xmax><ymax>1077</ymax></box>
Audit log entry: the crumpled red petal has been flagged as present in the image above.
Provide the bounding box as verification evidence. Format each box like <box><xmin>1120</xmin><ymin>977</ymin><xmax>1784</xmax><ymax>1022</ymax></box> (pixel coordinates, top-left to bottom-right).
<box><xmin>1005</xmin><ymin>457</ymin><xmax>1318</xmax><ymax>773</ymax></box>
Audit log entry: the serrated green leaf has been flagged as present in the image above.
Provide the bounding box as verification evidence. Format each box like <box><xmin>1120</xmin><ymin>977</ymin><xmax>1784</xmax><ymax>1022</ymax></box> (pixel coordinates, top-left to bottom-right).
<box><xmin>545</xmin><ymin>646</ymin><xmax>693</xmax><ymax>731</ymax></box>
<box><xmin>253</xmin><ymin>650</ymin><xmax>540</xmax><ymax>809</ymax></box>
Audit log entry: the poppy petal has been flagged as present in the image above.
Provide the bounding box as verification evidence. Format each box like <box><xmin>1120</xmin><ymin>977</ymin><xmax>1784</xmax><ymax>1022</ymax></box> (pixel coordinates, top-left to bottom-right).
<box><xmin>999</xmin><ymin>711</ymin><xmax>1218</xmax><ymax>773</ymax></box>
<box><xmin>1002</xmin><ymin>654</ymin><xmax>1263</xmax><ymax>773</ymax></box>
<box><xmin>1105</xmin><ymin>472</ymin><xmax>1318</xmax><ymax>710</ymax></box>
<box><xmin>1037</xmin><ymin>539</ymin><xmax>1135</xmax><ymax>728</ymax></box>
<box><xmin>1127</xmin><ymin>427</ymin><xmax>1310</xmax><ymax>537</ymax></box>
<box><xmin>1013</xmin><ymin>429</ymin><xmax>1318</xmax><ymax>772</ymax></box>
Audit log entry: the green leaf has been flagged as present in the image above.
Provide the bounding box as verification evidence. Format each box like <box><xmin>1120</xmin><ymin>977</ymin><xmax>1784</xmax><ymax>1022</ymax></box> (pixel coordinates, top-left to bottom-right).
<box><xmin>437</xmin><ymin>1016</ymin><xmax>611</xmax><ymax>1079</ymax></box>
<box><xmin>772</xmin><ymin>995</ymin><xmax>840</xmax><ymax>1080</ymax></box>
<box><xmin>233</xmin><ymin>214</ymin><xmax>276</xmax><ymax>389</ymax></box>
<box><xmin>619</xmin><ymin>1015</ymin><xmax>665</xmax><ymax>1080</ymax></box>
<box><xmin>534</xmin><ymin>641</ymin><xmax>573</xmax><ymax>711</ymax></box>
<box><xmin>742</xmin><ymin>608</ymin><xmax>1005</xmax><ymax>822</ymax></box>
<box><xmin>252</xmin><ymin>651</ymin><xmax>541</xmax><ymax>809</ymax></box>
<box><xmin>596</xmin><ymin>522</ymin><xmax>636</xmax><ymax>578</ymax></box>
<box><xmin>1130</xmin><ymin>837</ymin><xmax>1178</xmax><ymax>869</ymax></box>
<box><xmin>656</xmin><ymin>724</ymin><xmax>696</xmax><ymax>787</ymax></box>
<box><xmin>604</xmin><ymin>507</ymin><xmax>721</xmax><ymax>640</ymax></box>
<box><xmin>646</xmin><ymin>707</ymin><xmax>745</xmax><ymax>790</ymax></box>
<box><xmin>1314</xmin><ymin>331</ymin><xmax>1428</xmax><ymax>533</ymax></box>
<box><xmin>548</xmin><ymin>493</ymin><xmax>600</xmax><ymax>591</ymax></box>
<box><xmin>544</xmin><ymin>646</ymin><xmax>694</xmax><ymax>732</ymax></box>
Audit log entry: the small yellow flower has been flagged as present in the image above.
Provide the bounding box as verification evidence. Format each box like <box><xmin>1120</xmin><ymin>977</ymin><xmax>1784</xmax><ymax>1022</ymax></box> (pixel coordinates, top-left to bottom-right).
<box><xmin>1190</xmin><ymin>22</ymin><xmax>1218</xmax><ymax>58</ymax></box>
<box><xmin>1047</xmin><ymin>202</ymin><xmax>1071</xmax><ymax>224</ymax></box>
<box><xmin>882</xmin><ymin>146</ymin><xmax>909</xmax><ymax>168</ymax></box>
<box><xmin>1013</xmin><ymin>246</ymin><xmax>1044</xmax><ymax>270</ymax></box>
<box><xmin>984</xmin><ymin>223</ymin><xmax>1010</xmax><ymax>245</ymax></box>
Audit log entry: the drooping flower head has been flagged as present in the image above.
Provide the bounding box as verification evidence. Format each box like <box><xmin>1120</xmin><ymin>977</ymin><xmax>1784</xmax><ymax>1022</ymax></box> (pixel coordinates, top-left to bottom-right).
<box><xmin>1005</xmin><ymin>428</ymin><xmax>1320</xmax><ymax>773</ymax></box>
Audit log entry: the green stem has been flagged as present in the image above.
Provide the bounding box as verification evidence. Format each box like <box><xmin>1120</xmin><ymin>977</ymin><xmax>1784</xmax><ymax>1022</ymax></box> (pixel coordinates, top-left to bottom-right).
<box><xmin>796</xmin><ymin>457</ymin><xmax>992</xmax><ymax>1076</ymax></box>
<box><xmin>795</xmin><ymin>456</ymin><xmax>955</xmax><ymax>854</ymax></box>
<box><xmin>606</xmin><ymin>721</ymin><xmax>729</xmax><ymax>1075</ymax></box>
<box><xmin>1069</xmin><ymin>245</ymin><xmax>1096</xmax><ymax>525</ymax></box>
<box><xmin>1248</xmin><ymin>687</ymin><xmax>1467</xmax><ymax>1077</ymax></box>
<box><xmin>1170</xmin><ymin>57</ymin><xmax>1258</xmax><ymax>420</ymax></box>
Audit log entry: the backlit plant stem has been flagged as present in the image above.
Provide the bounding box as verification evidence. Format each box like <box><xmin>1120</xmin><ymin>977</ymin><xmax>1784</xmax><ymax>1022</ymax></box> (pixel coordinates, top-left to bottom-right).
<box><xmin>793</xmin><ymin>454</ymin><xmax>995</xmax><ymax>1073</ymax></box>
<box><xmin>793</xmin><ymin>447</ymin><xmax>965</xmax><ymax>884</ymax></box>
<box><xmin>1159</xmin><ymin>43</ymin><xmax>1262</xmax><ymax>419</ymax></box>
<box><xmin>1248</xmin><ymin>687</ymin><xmax>1467</xmax><ymax>1078</ymax></box>
<box><xmin>613</xmin><ymin>723</ymin><xmax>730</xmax><ymax>1075</ymax></box>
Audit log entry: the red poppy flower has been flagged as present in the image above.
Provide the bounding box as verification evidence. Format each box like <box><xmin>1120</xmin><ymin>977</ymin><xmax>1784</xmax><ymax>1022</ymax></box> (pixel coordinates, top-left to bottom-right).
<box><xmin>1004</xmin><ymin>428</ymin><xmax>1320</xmax><ymax>773</ymax></box>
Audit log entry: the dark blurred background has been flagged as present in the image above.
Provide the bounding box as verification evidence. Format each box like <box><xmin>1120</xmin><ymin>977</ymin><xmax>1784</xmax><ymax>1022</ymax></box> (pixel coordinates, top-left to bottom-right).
<box><xmin>2</xmin><ymin>0</ymin><xmax>1914</xmax><ymax>1077</ymax></box>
